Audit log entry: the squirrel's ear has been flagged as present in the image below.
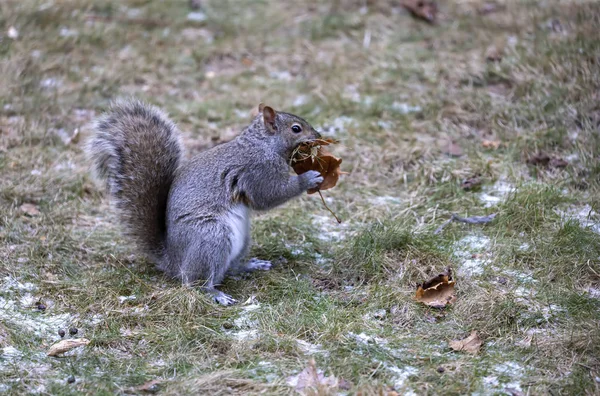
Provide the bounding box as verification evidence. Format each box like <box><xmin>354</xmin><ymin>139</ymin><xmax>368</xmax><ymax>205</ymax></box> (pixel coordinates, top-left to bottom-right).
<box><xmin>261</xmin><ymin>105</ymin><xmax>277</xmax><ymax>133</ymax></box>
<box><xmin>258</xmin><ymin>103</ymin><xmax>266</xmax><ymax>113</ymax></box>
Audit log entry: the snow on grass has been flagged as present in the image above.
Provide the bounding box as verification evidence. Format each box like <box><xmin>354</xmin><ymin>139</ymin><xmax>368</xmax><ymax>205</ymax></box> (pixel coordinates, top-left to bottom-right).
<box><xmin>0</xmin><ymin>277</ymin><xmax>72</xmax><ymax>340</ymax></box>
<box><xmin>479</xmin><ymin>181</ymin><xmax>515</xmax><ymax>208</ymax></box>
<box><xmin>385</xmin><ymin>364</ymin><xmax>419</xmax><ymax>394</ymax></box>
<box><xmin>453</xmin><ymin>235</ymin><xmax>491</xmax><ymax>276</ymax></box>
<box><xmin>557</xmin><ymin>204</ymin><xmax>600</xmax><ymax>233</ymax></box>
<box><xmin>228</xmin><ymin>296</ymin><xmax>261</xmax><ymax>342</ymax></box>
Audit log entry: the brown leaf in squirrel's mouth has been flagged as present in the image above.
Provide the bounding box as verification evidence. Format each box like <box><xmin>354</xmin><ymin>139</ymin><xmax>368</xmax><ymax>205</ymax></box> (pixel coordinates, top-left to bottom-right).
<box><xmin>291</xmin><ymin>138</ymin><xmax>345</xmax><ymax>194</ymax></box>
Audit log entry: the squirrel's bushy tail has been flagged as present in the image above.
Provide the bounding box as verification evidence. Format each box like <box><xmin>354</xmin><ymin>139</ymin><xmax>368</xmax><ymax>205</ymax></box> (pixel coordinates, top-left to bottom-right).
<box><xmin>87</xmin><ymin>99</ymin><xmax>183</xmax><ymax>264</ymax></box>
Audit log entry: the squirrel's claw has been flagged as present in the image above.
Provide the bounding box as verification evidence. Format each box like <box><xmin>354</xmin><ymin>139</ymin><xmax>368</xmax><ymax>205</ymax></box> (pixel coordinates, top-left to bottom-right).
<box><xmin>210</xmin><ymin>290</ymin><xmax>238</xmax><ymax>306</ymax></box>
<box><xmin>244</xmin><ymin>258</ymin><xmax>273</xmax><ymax>272</ymax></box>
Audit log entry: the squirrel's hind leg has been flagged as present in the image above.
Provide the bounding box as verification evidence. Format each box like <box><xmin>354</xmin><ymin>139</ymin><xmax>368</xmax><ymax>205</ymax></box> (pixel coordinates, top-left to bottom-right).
<box><xmin>176</xmin><ymin>228</ymin><xmax>238</xmax><ymax>305</ymax></box>
<box><xmin>225</xmin><ymin>233</ymin><xmax>272</xmax><ymax>276</ymax></box>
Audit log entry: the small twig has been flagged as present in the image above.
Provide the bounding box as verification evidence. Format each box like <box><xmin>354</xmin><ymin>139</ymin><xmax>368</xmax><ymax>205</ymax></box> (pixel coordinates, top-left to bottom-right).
<box><xmin>434</xmin><ymin>213</ymin><xmax>497</xmax><ymax>235</ymax></box>
<box><xmin>434</xmin><ymin>218</ymin><xmax>454</xmax><ymax>235</ymax></box>
<box><xmin>318</xmin><ymin>190</ymin><xmax>342</xmax><ymax>223</ymax></box>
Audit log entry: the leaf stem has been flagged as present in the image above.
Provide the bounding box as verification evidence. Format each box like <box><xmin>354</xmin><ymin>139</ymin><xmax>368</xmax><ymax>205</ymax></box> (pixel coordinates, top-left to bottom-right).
<box><xmin>318</xmin><ymin>190</ymin><xmax>342</xmax><ymax>223</ymax></box>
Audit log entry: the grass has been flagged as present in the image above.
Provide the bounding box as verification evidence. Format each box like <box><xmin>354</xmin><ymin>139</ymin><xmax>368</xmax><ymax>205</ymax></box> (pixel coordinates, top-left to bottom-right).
<box><xmin>1</xmin><ymin>0</ymin><xmax>600</xmax><ymax>394</ymax></box>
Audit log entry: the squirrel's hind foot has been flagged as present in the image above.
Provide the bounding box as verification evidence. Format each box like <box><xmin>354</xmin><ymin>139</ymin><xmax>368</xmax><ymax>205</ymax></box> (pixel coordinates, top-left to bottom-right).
<box><xmin>205</xmin><ymin>288</ymin><xmax>238</xmax><ymax>306</ymax></box>
<box><xmin>244</xmin><ymin>258</ymin><xmax>272</xmax><ymax>272</ymax></box>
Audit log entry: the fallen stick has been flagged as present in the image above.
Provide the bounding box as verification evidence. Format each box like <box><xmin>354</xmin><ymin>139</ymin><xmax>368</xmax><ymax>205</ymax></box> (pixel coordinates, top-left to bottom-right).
<box><xmin>434</xmin><ymin>213</ymin><xmax>497</xmax><ymax>235</ymax></box>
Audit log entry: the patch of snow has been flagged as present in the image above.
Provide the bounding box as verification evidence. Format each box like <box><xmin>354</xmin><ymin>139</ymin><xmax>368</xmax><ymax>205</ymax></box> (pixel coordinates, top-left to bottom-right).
<box><xmin>54</xmin><ymin>160</ymin><xmax>77</xmax><ymax>170</ymax></box>
<box><xmin>518</xmin><ymin>242</ymin><xmax>530</xmax><ymax>251</ymax></box>
<box><xmin>0</xmin><ymin>297</ymin><xmax>72</xmax><ymax>339</ymax></box>
<box><xmin>502</xmin><ymin>270</ymin><xmax>536</xmax><ymax>284</ymax></box>
<box><xmin>233</xmin><ymin>329</ymin><xmax>258</xmax><ymax>341</ymax></box>
<box><xmin>369</xmin><ymin>196</ymin><xmax>401</xmax><ymax>205</ymax></box>
<box><xmin>391</xmin><ymin>102</ymin><xmax>421</xmax><ymax>114</ymax></box>
<box><xmin>230</xmin><ymin>296</ymin><xmax>260</xmax><ymax>340</ymax></box>
<box><xmin>59</xmin><ymin>27</ymin><xmax>78</xmax><ymax>37</ymax></box>
<box><xmin>234</xmin><ymin>109</ymin><xmax>249</xmax><ymax>119</ymax></box>
<box><xmin>125</xmin><ymin>8</ymin><xmax>142</xmax><ymax>18</ymax></box>
<box><xmin>478</xmin><ymin>181</ymin><xmax>515</xmax><ymax>208</ymax></box>
<box><xmin>40</xmin><ymin>78</ymin><xmax>61</xmax><ymax>89</ymax></box>
<box><xmin>480</xmin><ymin>362</ymin><xmax>525</xmax><ymax>393</ymax></box>
<box><xmin>313</xmin><ymin>252</ymin><xmax>329</xmax><ymax>266</ymax></box>
<box><xmin>385</xmin><ymin>364</ymin><xmax>418</xmax><ymax>392</ymax></box>
<box><xmin>318</xmin><ymin>116</ymin><xmax>355</xmax><ymax>136</ymax></box>
<box><xmin>343</xmin><ymin>85</ymin><xmax>362</xmax><ymax>102</ymax></box>
<box><xmin>1</xmin><ymin>346</ymin><xmax>23</xmax><ymax>360</ymax></box>
<box><xmin>557</xmin><ymin>204</ymin><xmax>600</xmax><ymax>234</ymax></box>
<box><xmin>269</xmin><ymin>70</ymin><xmax>293</xmax><ymax>81</ymax></box>
<box><xmin>587</xmin><ymin>288</ymin><xmax>600</xmax><ymax>299</ymax></box>
<box><xmin>364</xmin><ymin>309</ymin><xmax>387</xmax><ymax>320</ymax></box>
<box><xmin>2</xmin><ymin>276</ymin><xmax>36</xmax><ymax>292</ymax></box>
<box><xmin>483</xmin><ymin>375</ymin><xmax>499</xmax><ymax>387</ymax></box>
<box><xmin>312</xmin><ymin>215</ymin><xmax>348</xmax><ymax>242</ymax></box>
<box><xmin>118</xmin><ymin>295</ymin><xmax>136</xmax><ymax>304</ymax></box>
<box><xmin>494</xmin><ymin>362</ymin><xmax>524</xmax><ymax>391</ymax></box>
<box><xmin>20</xmin><ymin>294</ymin><xmax>37</xmax><ymax>307</ymax></box>
<box><xmin>377</xmin><ymin>120</ymin><xmax>394</xmax><ymax>129</ymax></box>
<box><xmin>187</xmin><ymin>11</ymin><xmax>206</xmax><ymax>22</ymax></box>
<box><xmin>7</xmin><ymin>26</ymin><xmax>19</xmax><ymax>39</ymax></box>
<box><xmin>293</xmin><ymin>95</ymin><xmax>310</xmax><ymax>107</ymax></box>
<box><xmin>348</xmin><ymin>332</ymin><xmax>388</xmax><ymax>346</ymax></box>
<box><xmin>565</xmin><ymin>153</ymin><xmax>579</xmax><ymax>162</ymax></box>
<box><xmin>296</xmin><ymin>339</ymin><xmax>327</xmax><ymax>355</ymax></box>
<box><xmin>453</xmin><ymin>235</ymin><xmax>491</xmax><ymax>277</ymax></box>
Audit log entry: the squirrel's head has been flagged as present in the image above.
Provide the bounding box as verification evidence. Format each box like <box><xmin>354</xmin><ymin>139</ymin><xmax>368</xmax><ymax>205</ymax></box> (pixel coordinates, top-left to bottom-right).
<box><xmin>257</xmin><ymin>103</ymin><xmax>321</xmax><ymax>157</ymax></box>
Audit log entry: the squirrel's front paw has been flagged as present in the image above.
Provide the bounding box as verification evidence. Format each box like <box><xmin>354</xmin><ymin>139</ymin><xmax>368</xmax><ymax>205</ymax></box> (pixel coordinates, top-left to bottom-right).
<box><xmin>301</xmin><ymin>170</ymin><xmax>324</xmax><ymax>190</ymax></box>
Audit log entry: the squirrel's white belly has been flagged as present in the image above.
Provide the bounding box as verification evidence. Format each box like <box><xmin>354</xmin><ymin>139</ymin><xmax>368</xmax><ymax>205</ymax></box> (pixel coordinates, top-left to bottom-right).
<box><xmin>224</xmin><ymin>204</ymin><xmax>250</xmax><ymax>263</ymax></box>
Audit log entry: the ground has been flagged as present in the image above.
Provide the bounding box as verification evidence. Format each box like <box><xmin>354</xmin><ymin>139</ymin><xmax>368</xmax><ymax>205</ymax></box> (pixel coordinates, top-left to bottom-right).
<box><xmin>1</xmin><ymin>0</ymin><xmax>599</xmax><ymax>394</ymax></box>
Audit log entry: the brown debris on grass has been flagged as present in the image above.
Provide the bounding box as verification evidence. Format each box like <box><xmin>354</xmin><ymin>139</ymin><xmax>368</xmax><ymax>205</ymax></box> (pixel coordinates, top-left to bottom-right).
<box><xmin>401</xmin><ymin>0</ymin><xmax>438</xmax><ymax>23</ymax></box>
<box><xmin>47</xmin><ymin>338</ymin><xmax>90</xmax><ymax>357</ymax></box>
<box><xmin>415</xmin><ymin>268</ymin><xmax>456</xmax><ymax>309</ymax></box>
<box><xmin>2</xmin><ymin>0</ymin><xmax>600</xmax><ymax>394</ymax></box>
<box><xmin>449</xmin><ymin>331</ymin><xmax>483</xmax><ymax>354</ymax></box>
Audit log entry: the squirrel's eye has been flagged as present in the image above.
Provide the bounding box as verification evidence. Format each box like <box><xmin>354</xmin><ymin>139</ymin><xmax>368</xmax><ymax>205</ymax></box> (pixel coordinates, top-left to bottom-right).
<box><xmin>291</xmin><ymin>125</ymin><xmax>302</xmax><ymax>133</ymax></box>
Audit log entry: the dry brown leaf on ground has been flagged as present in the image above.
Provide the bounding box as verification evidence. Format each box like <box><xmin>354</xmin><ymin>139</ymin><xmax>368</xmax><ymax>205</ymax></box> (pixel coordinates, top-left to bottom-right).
<box><xmin>482</xmin><ymin>140</ymin><xmax>502</xmax><ymax>150</ymax></box>
<box><xmin>20</xmin><ymin>203</ymin><xmax>40</xmax><ymax>216</ymax></box>
<box><xmin>441</xmin><ymin>141</ymin><xmax>464</xmax><ymax>157</ymax></box>
<box><xmin>291</xmin><ymin>138</ymin><xmax>345</xmax><ymax>194</ymax></box>
<box><xmin>47</xmin><ymin>338</ymin><xmax>90</xmax><ymax>356</ymax></box>
<box><xmin>485</xmin><ymin>39</ymin><xmax>505</xmax><ymax>63</ymax></box>
<box><xmin>400</xmin><ymin>0</ymin><xmax>438</xmax><ymax>23</ymax></box>
<box><xmin>449</xmin><ymin>331</ymin><xmax>482</xmax><ymax>354</ymax></box>
<box><xmin>415</xmin><ymin>268</ymin><xmax>456</xmax><ymax>308</ymax></box>
<box><xmin>287</xmin><ymin>359</ymin><xmax>339</xmax><ymax>395</ymax></box>
<box><xmin>127</xmin><ymin>380</ymin><xmax>162</xmax><ymax>394</ymax></box>
<box><xmin>527</xmin><ymin>152</ymin><xmax>569</xmax><ymax>169</ymax></box>
<box><xmin>461</xmin><ymin>174</ymin><xmax>482</xmax><ymax>191</ymax></box>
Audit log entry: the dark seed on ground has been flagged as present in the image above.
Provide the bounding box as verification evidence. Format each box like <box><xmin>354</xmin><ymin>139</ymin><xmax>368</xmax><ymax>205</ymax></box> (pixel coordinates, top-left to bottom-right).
<box><xmin>58</xmin><ymin>329</ymin><xmax>66</xmax><ymax>337</ymax></box>
<box><xmin>67</xmin><ymin>376</ymin><xmax>75</xmax><ymax>384</ymax></box>
<box><xmin>222</xmin><ymin>322</ymin><xmax>233</xmax><ymax>329</ymax></box>
<box><xmin>437</xmin><ymin>366</ymin><xmax>445</xmax><ymax>373</ymax></box>
<box><xmin>69</xmin><ymin>327</ymin><xmax>78</xmax><ymax>335</ymax></box>
<box><xmin>36</xmin><ymin>303</ymin><xmax>46</xmax><ymax>311</ymax></box>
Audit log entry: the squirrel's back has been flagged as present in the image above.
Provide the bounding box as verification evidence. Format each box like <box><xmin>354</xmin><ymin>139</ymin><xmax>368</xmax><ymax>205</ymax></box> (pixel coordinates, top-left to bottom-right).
<box><xmin>87</xmin><ymin>99</ymin><xmax>184</xmax><ymax>263</ymax></box>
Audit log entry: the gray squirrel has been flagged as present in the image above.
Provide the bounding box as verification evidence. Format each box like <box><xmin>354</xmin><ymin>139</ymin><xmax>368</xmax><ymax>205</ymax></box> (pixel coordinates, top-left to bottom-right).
<box><xmin>87</xmin><ymin>99</ymin><xmax>324</xmax><ymax>305</ymax></box>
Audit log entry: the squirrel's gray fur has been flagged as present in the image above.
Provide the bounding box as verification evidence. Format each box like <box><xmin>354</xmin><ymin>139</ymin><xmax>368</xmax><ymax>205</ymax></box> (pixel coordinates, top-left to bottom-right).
<box><xmin>87</xmin><ymin>99</ymin><xmax>323</xmax><ymax>305</ymax></box>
